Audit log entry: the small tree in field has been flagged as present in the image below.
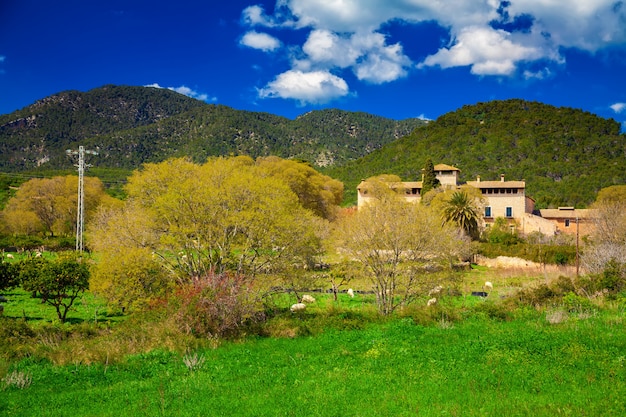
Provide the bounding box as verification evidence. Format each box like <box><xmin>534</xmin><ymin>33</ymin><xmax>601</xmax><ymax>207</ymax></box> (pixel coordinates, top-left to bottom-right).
<box><xmin>20</xmin><ymin>253</ymin><xmax>90</xmax><ymax>322</ymax></box>
<box><xmin>334</xmin><ymin>195</ymin><xmax>469</xmax><ymax>315</ymax></box>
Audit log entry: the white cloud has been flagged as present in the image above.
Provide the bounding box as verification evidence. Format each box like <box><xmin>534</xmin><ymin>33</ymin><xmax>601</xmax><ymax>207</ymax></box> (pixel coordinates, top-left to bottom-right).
<box><xmin>242</xmin><ymin>0</ymin><xmax>626</xmax><ymax>102</ymax></box>
<box><xmin>258</xmin><ymin>70</ymin><xmax>349</xmax><ymax>104</ymax></box>
<box><xmin>610</xmin><ymin>102</ymin><xmax>626</xmax><ymax>113</ymax></box>
<box><xmin>0</xmin><ymin>55</ymin><xmax>5</xmax><ymax>62</ymax></box>
<box><xmin>145</xmin><ymin>83</ymin><xmax>216</xmax><ymax>102</ymax></box>
<box><xmin>420</xmin><ymin>26</ymin><xmax>543</xmax><ymax>75</ymax></box>
<box><xmin>298</xmin><ymin>29</ymin><xmax>412</xmax><ymax>83</ymax></box>
<box><xmin>240</xmin><ymin>31</ymin><xmax>281</xmax><ymax>52</ymax></box>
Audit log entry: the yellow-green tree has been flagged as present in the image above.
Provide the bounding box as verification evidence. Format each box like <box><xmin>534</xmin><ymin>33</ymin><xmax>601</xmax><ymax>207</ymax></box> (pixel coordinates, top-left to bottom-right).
<box><xmin>333</xmin><ymin>195</ymin><xmax>469</xmax><ymax>315</ymax></box>
<box><xmin>256</xmin><ymin>156</ymin><xmax>344</xmax><ymax>220</ymax></box>
<box><xmin>88</xmin><ymin>157</ymin><xmax>327</xmax><ymax>309</ymax></box>
<box><xmin>1</xmin><ymin>176</ymin><xmax>112</xmax><ymax>237</ymax></box>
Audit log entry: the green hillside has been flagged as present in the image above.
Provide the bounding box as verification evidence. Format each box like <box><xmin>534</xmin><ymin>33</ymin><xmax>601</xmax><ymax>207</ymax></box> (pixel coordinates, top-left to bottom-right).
<box><xmin>0</xmin><ymin>85</ymin><xmax>424</xmax><ymax>171</ymax></box>
<box><xmin>326</xmin><ymin>99</ymin><xmax>626</xmax><ymax>208</ymax></box>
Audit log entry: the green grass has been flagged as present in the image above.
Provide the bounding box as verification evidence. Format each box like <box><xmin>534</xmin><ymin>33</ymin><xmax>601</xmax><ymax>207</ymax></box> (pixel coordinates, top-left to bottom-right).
<box><xmin>1</xmin><ymin>288</ymin><xmax>123</xmax><ymax>325</ymax></box>
<box><xmin>2</xmin><ymin>308</ymin><xmax>626</xmax><ymax>417</ymax></box>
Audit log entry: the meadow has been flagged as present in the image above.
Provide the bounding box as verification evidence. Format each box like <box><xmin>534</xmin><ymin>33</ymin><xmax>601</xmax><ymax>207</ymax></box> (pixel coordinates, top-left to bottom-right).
<box><xmin>2</xmin><ymin>265</ymin><xmax>626</xmax><ymax>416</ymax></box>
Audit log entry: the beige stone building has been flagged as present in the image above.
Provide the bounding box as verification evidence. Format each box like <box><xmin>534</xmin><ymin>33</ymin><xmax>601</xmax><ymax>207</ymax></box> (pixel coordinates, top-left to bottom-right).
<box><xmin>539</xmin><ymin>207</ymin><xmax>595</xmax><ymax>237</ymax></box>
<box><xmin>357</xmin><ymin>164</ymin><xmax>594</xmax><ymax>237</ymax></box>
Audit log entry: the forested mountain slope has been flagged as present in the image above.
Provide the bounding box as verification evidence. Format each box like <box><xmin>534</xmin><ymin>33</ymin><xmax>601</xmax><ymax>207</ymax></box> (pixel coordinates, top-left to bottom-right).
<box><xmin>326</xmin><ymin>99</ymin><xmax>626</xmax><ymax>208</ymax></box>
<box><xmin>0</xmin><ymin>85</ymin><xmax>424</xmax><ymax>171</ymax></box>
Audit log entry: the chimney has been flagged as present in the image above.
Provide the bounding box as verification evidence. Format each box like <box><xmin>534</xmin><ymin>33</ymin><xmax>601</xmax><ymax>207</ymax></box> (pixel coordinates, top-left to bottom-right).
<box><xmin>500</xmin><ymin>174</ymin><xmax>505</xmax><ymax>182</ymax></box>
<box><xmin>476</xmin><ymin>175</ymin><xmax>481</xmax><ymax>182</ymax></box>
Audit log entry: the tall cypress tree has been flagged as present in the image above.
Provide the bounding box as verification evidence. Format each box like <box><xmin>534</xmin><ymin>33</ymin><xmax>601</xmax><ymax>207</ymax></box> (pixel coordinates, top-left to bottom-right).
<box><xmin>421</xmin><ymin>158</ymin><xmax>440</xmax><ymax>197</ymax></box>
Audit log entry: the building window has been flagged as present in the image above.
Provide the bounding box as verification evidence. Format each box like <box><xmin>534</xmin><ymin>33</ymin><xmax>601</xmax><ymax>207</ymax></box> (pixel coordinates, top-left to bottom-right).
<box><xmin>485</xmin><ymin>206</ymin><xmax>492</xmax><ymax>217</ymax></box>
<box><xmin>565</xmin><ymin>219</ymin><xmax>570</xmax><ymax>227</ymax></box>
<box><xmin>505</xmin><ymin>207</ymin><xmax>512</xmax><ymax>217</ymax></box>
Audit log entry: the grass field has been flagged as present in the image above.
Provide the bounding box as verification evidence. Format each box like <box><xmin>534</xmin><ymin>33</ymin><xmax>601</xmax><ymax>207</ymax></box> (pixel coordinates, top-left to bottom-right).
<box><xmin>1</xmin><ymin>264</ymin><xmax>625</xmax><ymax>416</ymax></box>
<box><xmin>2</xmin><ymin>308</ymin><xmax>625</xmax><ymax>417</ymax></box>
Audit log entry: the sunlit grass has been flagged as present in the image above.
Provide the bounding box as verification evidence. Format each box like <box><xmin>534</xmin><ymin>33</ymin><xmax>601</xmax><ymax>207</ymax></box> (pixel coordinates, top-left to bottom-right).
<box><xmin>1</xmin><ymin>288</ymin><xmax>122</xmax><ymax>326</ymax></box>
<box><xmin>3</xmin><ymin>310</ymin><xmax>625</xmax><ymax>417</ymax></box>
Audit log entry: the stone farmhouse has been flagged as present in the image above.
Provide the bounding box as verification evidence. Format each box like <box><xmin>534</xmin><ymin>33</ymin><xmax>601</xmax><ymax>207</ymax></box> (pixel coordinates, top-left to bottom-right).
<box><xmin>357</xmin><ymin>164</ymin><xmax>594</xmax><ymax>237</ymax></box>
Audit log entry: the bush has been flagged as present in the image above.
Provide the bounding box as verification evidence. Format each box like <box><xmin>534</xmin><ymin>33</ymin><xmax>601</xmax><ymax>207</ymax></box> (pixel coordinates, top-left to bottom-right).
<box><xmin>598</xmin><ymin>260</ymin><xmax>626</xmax><ymax>295</ymax></box>
<box><xmin>513</xmin><ymin>276</ymin><xmax>576</xmax><ymax>307</ymax></box>
<box><xmin>0</xmin><ymin>318</ymin><xmax>36</xmax><ymax>361</ymax></box>
<box><xmin>172</xmin><ymin>272</ymin><xmax>266</xmax><ymax>339</ymax></box>
<box><xmin>472</xmin><ymin>301</ymin><xmax>512</xmax><ymax>321</ymax></box>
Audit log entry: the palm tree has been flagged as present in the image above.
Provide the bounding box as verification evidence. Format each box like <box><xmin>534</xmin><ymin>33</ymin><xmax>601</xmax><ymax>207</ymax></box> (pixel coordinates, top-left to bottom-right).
<box><xmin>442</xmin><ymin>191</ymin><xmax>480</xmax><ymax>239</ymax></box>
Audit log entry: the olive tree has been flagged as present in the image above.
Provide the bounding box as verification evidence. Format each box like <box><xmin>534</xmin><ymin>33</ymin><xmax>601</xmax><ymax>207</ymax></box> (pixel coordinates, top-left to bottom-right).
<box><xmin>19</xmin><ymin>253</ymin><xmax>90</xmax><ymax>322</ymax></box>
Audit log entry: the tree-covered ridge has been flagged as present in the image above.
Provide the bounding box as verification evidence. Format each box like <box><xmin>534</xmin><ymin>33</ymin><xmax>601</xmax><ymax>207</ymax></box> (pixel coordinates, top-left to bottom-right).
<box><xmin>0</xmin><ymin>85</ymin><xmax>207</xmax><ymax>170</ymax></box>
<box><xmin>0</xmin><ymin>85</ymin><xmax>425</xmax><ymax>171</ymax></box>
<box><xmin>326</xmin><ymin>99</ymin><xmax>626</xmax><ymax>208</ymax></box>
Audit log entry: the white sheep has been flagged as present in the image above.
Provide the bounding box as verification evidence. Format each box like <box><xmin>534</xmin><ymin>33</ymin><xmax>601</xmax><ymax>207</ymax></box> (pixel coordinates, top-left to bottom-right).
<box><xmin>428</xmin><ymin>285</ymin><xmax>443</xmax><ymax>297</ymax></box>
<box><xmin>427</xmin><ymin>298</ymin><xmax>437</xmax><ymax>307</ymax></box>
<box><xmin>290</xmin><ymin>303</ymin><xmax>306</xmax><ymax>312</ymax></box>
<box><xmin>484</xmin><ymin>281</ymin><xmax>493</xmax><ymax>291</ymax></box>
<box><xmin>301</xmin><ymin>294</ymin><xmax>316</xmax><ymax>303</ymax></box>
<box><xmin>347</xmin><ymin>288</ymin><xmax>355</xmax><ymax>298</ymax></box>
<box><xmin>35</xmin><ymin>252</ymin><xmax>42</xmax><ymax>258</ymax></box>
<box><xmin>5</xmin><ymin>254</ymin><xmax>14</xmax><ymax>259</ymax></box>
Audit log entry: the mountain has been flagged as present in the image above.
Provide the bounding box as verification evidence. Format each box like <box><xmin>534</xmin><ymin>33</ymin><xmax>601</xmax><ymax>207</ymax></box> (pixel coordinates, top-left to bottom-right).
<box><xmin>0</xmin><ymin>85</ymin><xmax>425</xmax><ymax>171</ymax></box>
<box><xmin>2</xmin><ymin>87</ymin><xmax>623</xmax><ymax>210</ymax></box>
<box><xmin>326</xmin><ymin>99</ymin><xmax>626</xmax><ymax>208</ymax></box>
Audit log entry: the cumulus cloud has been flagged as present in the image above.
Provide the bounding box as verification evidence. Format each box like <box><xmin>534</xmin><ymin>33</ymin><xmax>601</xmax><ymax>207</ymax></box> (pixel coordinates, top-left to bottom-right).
<box><xmin>610</xmin><ymin>102</ymin><xmax>626</xmax><ymax>113</ymax></box>
<box><xmin>240</xmin><ymin>31</ymin><xmax>281</xmax><ymax>52</ymax></box>
<box><xmin>242</xmin><ymin>0</ymin><xmax>626</xmax><ymax>103</ymax></box>
<box><xmin>420</xmin><ymin>26</ymin><xmax>543</xmax><ymax>76</ymax></box>
<box><xmin>258</xmin><ymin>70</ymin><xmax>349</xmax><ymax>104</ymax></box>
<box><xmin>145</xmin><ymin>83</ymin><xmax>216</xmax><ymax>102</ymax></box>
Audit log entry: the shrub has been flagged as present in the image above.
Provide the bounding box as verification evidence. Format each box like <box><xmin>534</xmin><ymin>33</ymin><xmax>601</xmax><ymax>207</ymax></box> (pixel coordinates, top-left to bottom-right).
<box><xmin>472</xmin><ymin>301</ymin><xmax>512</xmax><ymax>321</ymax></box>
<box><xmin>513</xmin><ymin>276</ymin><xmax>575</xmax><ymax>307</ymax></box>
<box><xmin>173</xmin><ymin>271</ymin><xmax>266</xmax><ymax>339</ymax></box>
<box><xmin>0</xmin><ymin>318</ymin><xmax>36</xmax><ymax>361</ymax></box>
<box><xmin>599</xmin><ymin>260</ymin><xmax>626</xmax><ymax>295</ymax></box>
<box><xmin>562</xmin><ymin>292</ymin><xmax>596</xmax><ymax>313</ymax></box>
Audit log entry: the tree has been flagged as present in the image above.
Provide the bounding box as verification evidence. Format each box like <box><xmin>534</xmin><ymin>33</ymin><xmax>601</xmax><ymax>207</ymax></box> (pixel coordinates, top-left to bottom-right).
<box><xmin>582</xmin><ymin>186</ymin><xmax>626</xmax><ymax>274</ymax></box>
<box><xmin>333</xmin><ymin>196</ymin><xmax>469</xmax><ymax>315</ymax></box>
<box><xmin>439</xmin><ymin>189</ymin><xmax>482</xmax><ymax>240</ymax></box>
<box><xmin>88</xmin><ymin>157</ymin><xmax>327</xmax><ymax>309</ymax></box>
<box><xmin>1</xmin><ymin>176</ymin><xmax>112</xmax><ymax>237</ymax></box>
<box><xmin>256</xmin><ymin>156</ymin><xmax>344</xmax><ymax>220</ymax></box>
<box><xmin>19</xmin><ymin>253</ymin><xmax>90</xmax><ymax>322</ymax></box>
<box><xmin>420</xmin><ymin>158</ymin><xmax>440</xmax><ymax>197</ymax></box>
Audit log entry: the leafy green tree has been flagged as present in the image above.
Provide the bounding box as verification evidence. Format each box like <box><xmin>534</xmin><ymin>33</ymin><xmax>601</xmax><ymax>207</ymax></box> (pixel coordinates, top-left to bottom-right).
<box><xmin>19</xmin><ymin>254</ymin><xmax>90</xmax><ymax>322</ymax></box>
<box><xmin>420</xmin><ymin>158</ymin><xmax>440</xmax><ymax>197</ymax></box>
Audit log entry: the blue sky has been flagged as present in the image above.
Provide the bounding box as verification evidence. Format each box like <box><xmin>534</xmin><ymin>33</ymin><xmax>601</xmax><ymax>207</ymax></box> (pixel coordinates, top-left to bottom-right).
<box><xmin>1</xmin><ymin>0</ymin><xmax>625</xmax><ymax>127</ymax></box>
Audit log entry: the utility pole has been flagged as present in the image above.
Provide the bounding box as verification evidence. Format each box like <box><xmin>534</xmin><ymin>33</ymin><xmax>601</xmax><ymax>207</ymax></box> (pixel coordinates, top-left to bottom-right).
<box><xmin>576</xmin><ymin>215</ymin><xmax>580</xmax><ymax>278</ymax></box>
<box><xmin>66</xmin><ymin>146</ymin><xmax>98</xmax><ymax>252</ymax></box>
